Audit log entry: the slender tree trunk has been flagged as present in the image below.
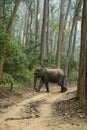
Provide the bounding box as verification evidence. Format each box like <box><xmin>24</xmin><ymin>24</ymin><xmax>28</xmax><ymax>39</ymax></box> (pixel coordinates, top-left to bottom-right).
<box><xmin>35</xmin><ymin>0</ymin><xmax>40</xmax><ymax>43</ymax></box>
<box><xmin>30</xmin><ymin>12</ymin><xmax>32</xmax><ymax>40</ymax></box>
<box><xmin>0</xmin><ymin>0</ymin><xmax>1</xmax><ymax>12</ymax></box>
<box><xmin>49</xmin><ymin>5</ymin><xmax>54</xmax><ymax>55</ymax></box>
<box><xmin>65</xmin><ymin>1</ymin><xmax>71</xmax><ymax>24</ymax></box>
<box><xmin>0</xmin><ymin>1</ymin><xmax>5</xmax><ymax>77</ymax></box>
<box><xmin>0</xmin><ymin>60</ymin><xmax>3</xmax><ymax>79</ymax></box>
<box><xmin>25</xmin><ymin>9</ymin><xmax>31</xmax><ymax>46</ymax></box>
<box><xmin>0</xmin><ymin>0</ymin><xmax>3</xmax><ymax>21</ymax></box>
<box><xmin>24</xmin><ymin>1</ymin><xmax>34</xmax><ymax>46</ymax></box>
<box><xmin>23</xmin><ymin>8</ymin><xmax>28</xmax><ymax>46</ymax></box>
<box><xmin>56</xmin><ymin>0</ymin><xmax>64</xmax><ymax>68</ymax></box>
<box><xmin>65</xmin><ymin>17</ymin><xmax>75</xmax><ymax>77</ymax></box>
<box><xmin>72</xmin><ymin>21</ymin><xmax>78</xmax><ymax>55</ymax></box>
<box><xmin>46</xmin><ymin>0</ymin><xmax>49</xmax><ymax>57</ymax></box>
<box><xmin>78</xmin><ymin>0</ymin><xmax>87</xmax><ymax>106</ymax></box>
<box><xmin>0</xmin><ymin>44</ymin><xmax>6</xmax><ymax>79</ymax></box>
<box><xmin>18</xmin><ymin>12</ymin><xmax>24</xmax><ymax>43</ymax></box>
<box><xmin>62</xmin><ymin>0</ymin><xmax>71</xmax><ymax>49</ymax></box>
<box><xmin>40</xmin><ymin>0</ymin><xmax>48</xmax><ymax>65</ymax></box>
<box><xmin>2</xmin><ymin>0</ymin><xmax>6</xmax><ymax>21</ymax></box>
<box><xmin>7</xmin><ymin>0</ymin><xmax>21</xmax><ymax>32</ymax></box>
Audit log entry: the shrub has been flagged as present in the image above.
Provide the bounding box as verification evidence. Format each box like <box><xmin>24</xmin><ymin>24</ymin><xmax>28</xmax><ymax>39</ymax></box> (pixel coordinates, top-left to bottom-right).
<box><xmin>3</xmin><ymin>41</ymin><xmax>29</xmax><ymax>83</ymax></box>
<box><xmin>67</xmin><ymin>69</ymin><xmax>78</xmax><ymax>83</ymax></box>
<box><xmin>0</xmin><ymin>72</ymin><xmax>14</xmax><ymax>85</ymax></box>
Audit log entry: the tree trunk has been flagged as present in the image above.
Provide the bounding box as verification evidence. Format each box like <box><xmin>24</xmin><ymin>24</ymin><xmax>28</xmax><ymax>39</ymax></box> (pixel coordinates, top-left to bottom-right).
<box><xmin>62</xmin><ymin>0</ymin><xmax>71</xmax><ymax>50</ymax></box>
<box><xmin>0</xmin><ymin>60</ymin><xmax>3</xmax><ymax>79</ymax></box>
<box><xmin>0</xmin><ymin>0</ymin><xmax>3</xmax><ymax>21</ymax></box>
<box><xmin>72</xmin><ymin>21</ymin><xmax>78</xmax><ymax>55</ymax></box>
<box><xmin>23</xmin><ymin>8</ymin><xmax>28</xmax><ymax>46</ymax></box>
<box><xmin>56</xmin><ymin>0</ymin><xmax>64</xmax><ymax>68</ymax></box>
<box><xmin>46</xmin><ymin>0</ymin><xmax>49</xmax><ymax>57</ymax></box>
<box><xmin>25</xmin><ymin>9</ymin><xmax>31</xmax><ymax>47</ymax></box>
<box><xmin>35</xmin><ymin>0</ymin><xmax>40</xmax><ymax>43</ymax></box>
<box><xmin>7</xmin><ymin>0</ymin><xmax>21</xmax><ymax>32</ymax></box>
<box><xmin>65</xmin><ymin>17</ymin><xmax>75</xmax><ymax>78</ymax></box>
<box><xmin>30</xmin><ymin>11</ymin><xmax>32</xmax><ymax>40</ymax></box>
<box><xmin>78</xmin><ymin>0</ymin><xmax>87</xmax><ymax>106</ymax></box>
<box><xmin>86</xmin><ymin>54</ymin><xmax>87</xmax><ymax>96</ymax></box>
<box><xmin>40</xmin><ymin>0</ymin><xmax>48</xmax><ymax>65</ymax></box>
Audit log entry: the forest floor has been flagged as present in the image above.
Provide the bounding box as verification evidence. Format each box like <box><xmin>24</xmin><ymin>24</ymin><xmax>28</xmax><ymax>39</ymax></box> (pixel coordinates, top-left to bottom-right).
<box><xmin>0</xmin><ymin>84</ymin><xmax>87</xmax><ymax>130</ymax></box>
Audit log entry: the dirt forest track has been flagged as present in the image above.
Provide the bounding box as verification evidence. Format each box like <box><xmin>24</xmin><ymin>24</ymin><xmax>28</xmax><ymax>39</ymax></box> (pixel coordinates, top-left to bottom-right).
<box><xmin>0</xmin><ymin>85</ymin><xmax>87</xmax><ymax>130</ymax></box>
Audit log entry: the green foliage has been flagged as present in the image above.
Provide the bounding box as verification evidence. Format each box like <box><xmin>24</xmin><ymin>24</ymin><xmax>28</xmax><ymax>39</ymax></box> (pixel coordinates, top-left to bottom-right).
<box><xmin>4</xmin><ymin>41</ymin><xmax>29</xmax><ymax>83</ymax></box>
<box><xmin>0</xmin><ymin>72</ymin><xmax>14</xmax><ymax>85</ymax></box>
<box><xmin>0</xmin><ymin>37</ymin><xmax>41</xmax><ymax>87</ymax></box>
<box><xmin>60</xmin><ymin>54</ymin><xmax>79</xmax><ymax>83</ymax></box>
<box><xmin>67</xmin><ymin>55</ymin><xmax>79</xmax><ymax>83</ymax></box>
<box><xmin>24</xmin><ymin>40</ymin><xmax>40</xmax><ymax>70</ymax></box>
<box><xmin>0</xmin><ymin>21</ymin><xmax>40</xmax><ymax>87</ymax></box>
<box><xmin>69</xmin><ymin>55</ymin><xmax>79</xmax><ymax>71</ymax></box>
<box><xmin>44</xmin><ymin>52</ymin><xmax>56</xmax><ymax>67</ymax></box>
<box><xmin>67</xmin><ymin>69</ymin><xmax>78</xmax><ymax>83</ymax></box>
<box><xmin>1</xmin><ymin>1</ymin><xmax>15</xmax><ymax>25</ymax></box>
<box><xmin>0</xmin><ymin>23</ymin><xmax>10</xmax><ymax>58</ymax></box>
<box><xmin>60</xmin><ymin>55</ymin><xmax>66</xmax><ymax>69</ymax></box>
<box><xmin>49</xmin><ymin>19</ymin><xmax>58</xmax><ymax>32</ymax></box>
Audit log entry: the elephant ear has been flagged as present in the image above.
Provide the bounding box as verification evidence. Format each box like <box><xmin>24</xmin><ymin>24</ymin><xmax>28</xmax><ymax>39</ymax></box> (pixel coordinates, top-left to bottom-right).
<box><xmin>35</xmin><ymin>68</ymin><xmax>46</xmax><ymax>77</ymax></box>
<box><xmin>40</xmin><ymin>69</ymin><xmax>47</xmax><ymax>78</ymax></box>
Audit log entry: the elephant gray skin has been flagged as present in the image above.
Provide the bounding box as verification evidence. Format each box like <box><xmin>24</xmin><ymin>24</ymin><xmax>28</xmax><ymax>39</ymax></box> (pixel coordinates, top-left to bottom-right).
<box><xmin>34</xmin><ymin>68</ymin><xmax>67</xmax><ymax>92</ymax></box>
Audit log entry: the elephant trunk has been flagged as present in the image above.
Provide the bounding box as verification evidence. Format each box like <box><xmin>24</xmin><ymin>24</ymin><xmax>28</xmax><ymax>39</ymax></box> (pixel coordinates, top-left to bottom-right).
<box><xmin>34</xmin><ymin>75</ymin><xmax>38</xmax><ymax>91</ymax></box>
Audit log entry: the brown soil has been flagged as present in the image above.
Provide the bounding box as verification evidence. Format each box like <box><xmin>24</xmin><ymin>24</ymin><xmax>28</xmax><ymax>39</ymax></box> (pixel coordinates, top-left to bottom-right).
<box><xmin>0</xmin><ymin>84</ymin><xmax>87</xmax><ymax>130</ymax></box>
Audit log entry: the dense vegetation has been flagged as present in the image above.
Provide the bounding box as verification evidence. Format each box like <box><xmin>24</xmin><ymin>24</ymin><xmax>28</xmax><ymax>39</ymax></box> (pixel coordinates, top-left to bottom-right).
<box><xmin>0</xmin><ymin>0</ymin><xmax>82</xmax><ymax>92</ymax></box>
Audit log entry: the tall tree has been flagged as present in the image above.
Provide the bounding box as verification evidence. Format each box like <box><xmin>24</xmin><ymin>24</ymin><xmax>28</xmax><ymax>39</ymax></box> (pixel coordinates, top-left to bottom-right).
<box><xmin>72</xmin><ymin>21</ymin><xmax>78</xmax><ymax>55</ymax></box>
<box><xmin>40</xmin><ymin>0</ymin><xmax>48</xmax><ymax>65</ymax></box>
<box><xmin>62</xmin><ymin>0</ymin><xmax>71</xmax><ymax>49</ymax></box>
<box><xmin>7</xmin><ymin>0</ymin><xmax>21</xmax><ymax>32</ymax></box>
<box><xmin>25</xmin><ymin>8</ymin><xmax>31</xmax><ymax>46</ymax></box>
<box><xmin>23</xmin><ymin>8</ymin><xmax>28</xmax><ymax>46</ymax></box>
<box><xmin>49</xmin><ymin>1</ymin><xmax>58</xmax><ymax>54</ymax></box>
<box><xmin>56</xmin><ymin>0</ymin><xmax>64</xmax><ymax>68</ymax></box>
<box><xmin>78</xmin><ymin>0</ymin><xmax>87</xmax><ymax>106</ymax></box>
<box><xmin>0</xmin><ymin>0</ymin><xmax>2</xmax><ymax>18</ymax></box>
<box><xmin>46</xmin><ymin>0</ymin><xmax>49</xmax><ymax>57</ymax></box>
<box><xmin>23</xmin><ymin>0</ymin><xmax>36</xmax><ymax>46</ymax></box>
<box><xmin>65</xmin><ymin>0</ymin><xmax>82</xmax><ymax>78</ymax></box>
<box><xmin>35</xmin><ymin>0</ymin><xmax>40</xmax><ymax>43</ymax></box>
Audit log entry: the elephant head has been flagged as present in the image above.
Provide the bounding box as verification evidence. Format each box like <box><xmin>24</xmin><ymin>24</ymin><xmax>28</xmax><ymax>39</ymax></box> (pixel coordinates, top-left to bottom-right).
<box><xmin>34</xmin><ymin>68</ymin><xmax>46</xmax><ymax>91</ymax></box>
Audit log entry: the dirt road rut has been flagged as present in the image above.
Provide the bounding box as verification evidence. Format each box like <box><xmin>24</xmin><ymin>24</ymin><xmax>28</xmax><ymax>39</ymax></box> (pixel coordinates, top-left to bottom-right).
<box><xmin>0</xmin><ymin>86</ymin><xmax>87</xmax><ymax>130</ymax></box>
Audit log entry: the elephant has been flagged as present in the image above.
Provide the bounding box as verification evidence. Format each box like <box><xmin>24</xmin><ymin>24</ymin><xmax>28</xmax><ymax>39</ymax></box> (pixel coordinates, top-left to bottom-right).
<box><xmin>34</xmin><ymin>68</ymin><xmax>67</xmax><ymax>93</ymax></box>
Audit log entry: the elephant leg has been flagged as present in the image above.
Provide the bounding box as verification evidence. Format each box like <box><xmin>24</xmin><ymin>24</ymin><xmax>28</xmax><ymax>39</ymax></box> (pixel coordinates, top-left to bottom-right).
<box><xmin>37</xmin><ymin>80</ymin><xmax>43</xmax><ymax>92</ymax></box>
<box><xmin>45</xmin><ymin>82</ymin><xmax>49</xmax><ymax>92</ymax></box>
<box><xmin>60</xmin><ymin>84</ymin><xmax>67</xmax><ymax>92</ymax></box>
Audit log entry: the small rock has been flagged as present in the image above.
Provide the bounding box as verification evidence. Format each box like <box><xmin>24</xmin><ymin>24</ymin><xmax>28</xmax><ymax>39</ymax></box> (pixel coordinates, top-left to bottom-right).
<box><xmin>77</xmin><ymin>123</ymin><xmax>80</xmax><ymax>126</ymax></box>
<box><xmin>63</xmin><ymin>113</ymin><xmax>68</xmax><ymax>116</ymax></box>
